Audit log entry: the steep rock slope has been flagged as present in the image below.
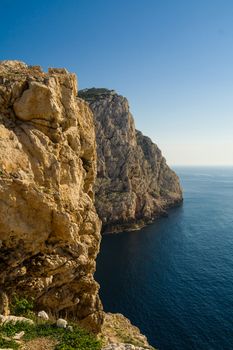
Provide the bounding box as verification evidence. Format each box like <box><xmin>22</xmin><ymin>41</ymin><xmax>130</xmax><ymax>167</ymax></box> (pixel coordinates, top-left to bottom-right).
<box><xmin>0</xmin><ymin>61</ymin><xmax>103</xmax><ymax>331</ymax></box>
<box><xmin>79</xmin><ymin>88</ymin><xmax>182</xmax><ymax>233</ymax></box>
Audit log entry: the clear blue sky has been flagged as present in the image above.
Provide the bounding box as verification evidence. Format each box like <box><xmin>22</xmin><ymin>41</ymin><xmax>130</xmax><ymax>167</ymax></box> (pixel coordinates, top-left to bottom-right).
<box><xmin>1</xmin><ymin>0</ymin><xmax>233</xmax><ymax>165</ymax></box>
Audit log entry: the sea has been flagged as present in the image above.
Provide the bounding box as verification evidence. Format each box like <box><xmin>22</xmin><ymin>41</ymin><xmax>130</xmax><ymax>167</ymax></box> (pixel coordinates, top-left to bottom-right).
<box><xmin>95</xmin><ymin>166</ymin><xmax>233</xmax><ymax>350</ymax></box>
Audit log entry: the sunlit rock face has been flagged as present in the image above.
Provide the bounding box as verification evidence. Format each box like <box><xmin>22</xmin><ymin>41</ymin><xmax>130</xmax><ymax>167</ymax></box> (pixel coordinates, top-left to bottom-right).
<box><xmin>79</xmin><ymin>88</ymin><xmax>183</xmax><ymax>233</ymax></box>
<box><xmin>0</xmin><ymin>61</ymin><xmax>103</xmax><ymax>332</ymax></box>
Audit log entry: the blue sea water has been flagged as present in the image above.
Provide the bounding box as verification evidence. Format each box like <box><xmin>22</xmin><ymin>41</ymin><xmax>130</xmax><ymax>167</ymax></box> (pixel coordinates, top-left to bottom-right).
<box><xmin>95</xmin><ymin>167</ymin><xmax>233</xmax><ymax>350</ymax></box>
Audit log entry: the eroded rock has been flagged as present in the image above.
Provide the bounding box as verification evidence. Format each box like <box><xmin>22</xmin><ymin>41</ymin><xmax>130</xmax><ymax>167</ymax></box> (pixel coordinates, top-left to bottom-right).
<box><xmin>0</xmin><ymin>61</ymin><xmax>103</xmax><ymax>332</ymax></box>
<box><xmin>102</xmin><ymin>344</ymin><xmax>148</xmax><ymax>350</ymax></box>
<box><xmin>0</xmin><ymin>315</ymin><xmax>34</xmax><ymax>325</ymax></box>
<box><xmin>79</xmin><ymin>88</ymin><xmax>183</xmax><ymax>233</ymax></box>
<box><xmin>101</xmin><ymin>313</ymin><xmax>152</xmax><ymax>349</ymax></box>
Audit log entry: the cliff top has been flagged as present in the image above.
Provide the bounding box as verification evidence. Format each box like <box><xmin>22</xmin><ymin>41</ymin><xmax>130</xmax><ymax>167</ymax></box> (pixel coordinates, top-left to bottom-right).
<box><xmin>79</xmin><ymin>88</ymin><xmax>117</xmax><ymax>101</ymax></box>
<box><xmin>0</xmin><ymin>60</ymin><xmax>74</xmax><ymax>80</ymax></box>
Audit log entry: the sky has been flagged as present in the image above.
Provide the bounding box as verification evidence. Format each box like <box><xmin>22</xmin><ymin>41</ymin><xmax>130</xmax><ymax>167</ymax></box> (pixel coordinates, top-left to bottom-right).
<box><xmin>1</xmin><ymin>0</ymin><xmax>233</xmax><ymax>165</ymax></box>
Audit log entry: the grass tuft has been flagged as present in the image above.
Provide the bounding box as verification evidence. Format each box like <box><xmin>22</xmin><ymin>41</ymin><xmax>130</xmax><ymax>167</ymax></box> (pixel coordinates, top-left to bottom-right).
<box><xmin>0</xmin><ymin>321</ymin><xmax>101</xmax><ymax>350</ymax></box>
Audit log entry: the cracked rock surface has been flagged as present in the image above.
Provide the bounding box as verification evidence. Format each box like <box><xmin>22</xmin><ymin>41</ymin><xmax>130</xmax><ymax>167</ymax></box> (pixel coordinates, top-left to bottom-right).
<box><xmin>101</xmin><ymin>313</ymin><xmax>152</xmax><ymax>349</ymax></box>
<box><xmin>0</xmin><ymin>61</ymin><xmax>103</xmax><ymax>332</ymax></box>
<box><xmin>79</xmin><ymin>88</ymin><xmax>183</xmax><ymax>233</ymax></box>
<box><xmin>102</xmin><ymin>344</ymin><xmax>149</xmax><ymax>350</ymax></box>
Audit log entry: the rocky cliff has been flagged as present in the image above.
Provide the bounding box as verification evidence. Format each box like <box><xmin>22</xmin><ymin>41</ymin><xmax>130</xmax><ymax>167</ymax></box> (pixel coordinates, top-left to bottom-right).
<box><xmin>0</xmin><ymin>61</ymin><xmax>103</xmax><ymax>332</ymax></box>
<box><xmin>79</xmin><ymin>88</ymin><xmax>182</xmax><ymax>233</ymax></box>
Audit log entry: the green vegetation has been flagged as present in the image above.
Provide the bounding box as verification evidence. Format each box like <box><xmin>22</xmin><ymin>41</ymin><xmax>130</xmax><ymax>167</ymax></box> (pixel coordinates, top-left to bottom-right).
<box><xmin>10</xmin><ymin>294</ymin><xmax>35</xmax><ymax>319</ymax></box>
<box><xmin>1</xmin><ymin>295</ymin><xmax>102</xmax><ymax>350</ymax></box>
<box><xmin>79</xmin><ymin>88</ymin><xmax>115</xmax><ymax>101</ymax></box>
<box><xmin>55</xmin><ymin>326</ymin><xmax>101</xmax><ymax>350</ymax></box>
<box><xmin>0</xmin><ymin>321</ymin><xmax>102</xmax><ymax>350</ymax></box>
<box><xmin>0</xmin><ymin>334</ymin><xmax>19</xmax><ymax>349</ymax></box>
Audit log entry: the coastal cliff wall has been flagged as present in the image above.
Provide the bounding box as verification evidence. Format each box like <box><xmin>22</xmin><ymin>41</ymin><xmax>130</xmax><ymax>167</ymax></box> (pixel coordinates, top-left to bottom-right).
<box><xmin>79</xmin><ymin>88</ymin><xmax>182</xmax><ymax>233</ymax></box>
<box><xmin>0</xmin><ymin>61</ymin><xmax>178</xmax><ymax>348</ymax></box>
<box><xmin>0</xmin><ymin>61</ymin><xmax>103</xmax><ymax>331</ymax></box>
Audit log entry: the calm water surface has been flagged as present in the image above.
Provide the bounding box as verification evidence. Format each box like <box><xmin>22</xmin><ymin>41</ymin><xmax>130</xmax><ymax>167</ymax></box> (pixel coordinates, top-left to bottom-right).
<box><xmin>95</xmin><ymin>167</ymin><xmax>233</xmax><ymax>350</ymax></box>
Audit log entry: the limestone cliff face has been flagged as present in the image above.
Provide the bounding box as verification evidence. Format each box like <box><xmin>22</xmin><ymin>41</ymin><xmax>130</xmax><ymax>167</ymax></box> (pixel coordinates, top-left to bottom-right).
<box><xmin>0</xmin><ymin>61</ymin><xmax>103</xmax><ymax>331</ymax></box>
<box><xmin>79</xmin><ymin>88</ymin><xmax>182</xmax><ymax>233</ymax></box>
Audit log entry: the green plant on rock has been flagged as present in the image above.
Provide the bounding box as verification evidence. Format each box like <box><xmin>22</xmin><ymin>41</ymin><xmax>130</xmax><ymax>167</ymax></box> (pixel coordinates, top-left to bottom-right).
<box><xmin>0</xmin><ymin>321</ymin><xmax>102</xmax><ymax>350</ymax></box>
<box><xmin>10</xmin><ymin>294</ymin><xmax>35</xmax><ymax>318</ymax></box>
<box><xmin>55</xmin><ymin>325</ymin><xmax>102</xmax><ymax>350</ymax></box>
<box><xmin>2</xmin><ymin>296</ymin><xmax>101</xmax><ymax>350</ymax></box>
<box><xmin>0</xmin><ymin>320</ymin><xmax>36</xmax><ymax>338</ymax></box>
<box><xmin>0</xmin><ymin>335</ymin><xmax>19</xmax><ymax>349</ymax></box>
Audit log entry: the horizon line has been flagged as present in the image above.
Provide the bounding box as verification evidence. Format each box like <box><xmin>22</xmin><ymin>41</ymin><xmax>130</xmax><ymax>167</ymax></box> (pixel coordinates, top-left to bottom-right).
<box><xmin>170</xmin><ymin>164</ymin><xmax>233</xmax><ymax>167</ymax></box>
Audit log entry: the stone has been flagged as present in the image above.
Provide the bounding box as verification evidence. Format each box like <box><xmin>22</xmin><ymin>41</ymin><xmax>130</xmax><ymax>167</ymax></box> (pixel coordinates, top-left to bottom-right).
<box><xmin>0</xmin><ymin>315</ymin><xmax>34</xmax><ymax>325</ymax></box>
<box><xmin>79</xmin><ymin>88</ymin><xmax>183</xmax><ymax>233</ymax></box>
<box><xmin>12</xmin><ymin>331</ymin><xmax>25</xmax><ymax>340</ymax></box>
<box><xmin>0</xmin><ymin>61</ymin><xmax>103</xmax><ymax>332</ymax></box>
<box><xmin>13</xmin><ymin>81</ymin><xmax>60</xmax><ymax>122</ymax></box>
<box><xmin>102</xmin><ymin>344</ymin><xmax>147</xmax><ymax>350</ymax></box>
<box><xmin>56</xmin><ymin>318</ymin><xmax>67</xmax><ymax>328</ymax></box>
<box><xmin>37</xmin><ymin>311</ymin><xmax>49</xmax><ymax>320</ymax></box>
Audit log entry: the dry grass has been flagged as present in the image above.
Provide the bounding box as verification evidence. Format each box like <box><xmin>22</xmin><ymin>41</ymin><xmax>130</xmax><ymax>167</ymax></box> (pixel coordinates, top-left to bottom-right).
<box><xmin>21</xmin><ymin>337</ymin><xmax>58</xmax><ymax>350</ymax></box>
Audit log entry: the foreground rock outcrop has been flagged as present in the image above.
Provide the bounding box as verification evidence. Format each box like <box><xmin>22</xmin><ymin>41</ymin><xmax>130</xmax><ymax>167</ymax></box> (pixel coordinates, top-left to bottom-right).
<box><xmin>0</xmin><ymin>61</ymin><xmax>103</xmax><ymax>331</ymax></box>
<box><xmin>101</xmin><ymin>313</ymin><xmax>152</xmax><ymax>349</ymax></box>
<box><xmin>103</xmin><ymin>344</ymin><xmax>149</xmax><ymax>350</ymax></box>
<box><xmin>79</xmin><ymin>88</ymin><xmax>182</xmax><ymax>233</ymax></box>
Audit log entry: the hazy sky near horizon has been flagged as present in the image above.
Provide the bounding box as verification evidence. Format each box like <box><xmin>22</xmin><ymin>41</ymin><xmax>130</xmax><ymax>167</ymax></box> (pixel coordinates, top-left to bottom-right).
<box><xmin>1</xmin><ymin>0</ymin><xmax>233</xmax><ymax>165</ymax></box>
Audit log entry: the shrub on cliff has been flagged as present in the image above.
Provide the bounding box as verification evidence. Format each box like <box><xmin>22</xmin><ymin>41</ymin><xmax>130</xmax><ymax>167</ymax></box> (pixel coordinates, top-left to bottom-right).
<box><xmin>10</xmin><ymin>295</ymin><xmax>34</xmax><ymax>318</ymax></box>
